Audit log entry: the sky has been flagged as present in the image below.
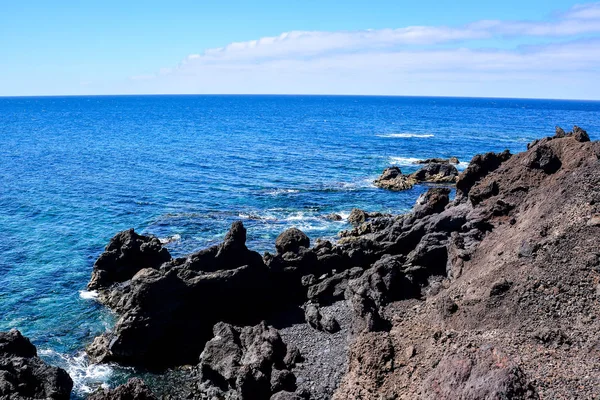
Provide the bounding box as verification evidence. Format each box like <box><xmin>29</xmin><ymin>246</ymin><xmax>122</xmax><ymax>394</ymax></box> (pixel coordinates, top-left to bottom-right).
<box><xmin>1</xmin><ymin>0</ymin><xmax>600</xmax><ymax>99</ymax></box>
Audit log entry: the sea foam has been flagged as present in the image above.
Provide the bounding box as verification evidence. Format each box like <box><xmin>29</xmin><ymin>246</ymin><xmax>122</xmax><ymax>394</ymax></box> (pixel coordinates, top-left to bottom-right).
<box><xmin>39</xmin><ymin>350</ymin><xmax>112</xmax><ymax>394</ymax></box>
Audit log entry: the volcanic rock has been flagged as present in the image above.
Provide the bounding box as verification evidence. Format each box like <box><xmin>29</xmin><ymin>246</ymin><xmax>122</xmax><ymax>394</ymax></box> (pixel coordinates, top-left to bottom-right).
<box><xmin>88</xmin><ymin>378</ymin><xmax>157</xmax><ymax>400</ymax></box>
<box><xmin>88</xmin><ymin>229</ymin><xmax>171</xmax><ymax>290</ymax></box>
<box><xmin>0</xmin><ymin>329</ymin><xmax>73</xmax><ymax>400</ymax></box>
<box><xmin>373</xmin><ymin>167</ymin><xmax>417</xmax><ymax>191</ymax></box>
<box><xmin>409</xmin><ymin>162</ymin><xmax>459</xmax><ymax>183</ymax></box>
<box><xmin>275</xmin><ymin>228</ymin><xmax>310</xmax><ymax>255</ymax></box>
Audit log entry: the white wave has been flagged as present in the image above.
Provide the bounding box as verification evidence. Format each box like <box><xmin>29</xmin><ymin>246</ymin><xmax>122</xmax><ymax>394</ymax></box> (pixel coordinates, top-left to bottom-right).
<box><xmin>457</xmin><ymin>161</ymin><xmax>470</xmax><ymax>170</ymax></box>
<box><xmin>159</xmin><ymin>234</ymin><xmax>181</xmax><ymax>244</ymax></box>
<box><xmin>338</xmin><ymin>211</ymin><xmax>352</xmax><ymax>220</ymax></box>
<box><xmin>285</xmin><ymin>212</ymin><xmax>306</xmax><ymax>221</ymax></box>
<box><xmin>238</xmin><ymin>212</ymin><xmax>277</xmax><ymax>221</ymax></box>
<box><xmin>39</xmin><ymin>350</ymin><xmax>112</xmax><ymax>394</ymax></box>
<box><xmin>388</xmin><ymin>156</ymin><xmax>422</xmax><ymax>166</ymax></box>
<box><xmin>265</xmin><ymin>188</ymin><xmax>300</xmax><ymax>196</ymax></box>
<box><xmin>79</xmin><ymin>290</ymin><xmax>98</xmax><ymax>300</ymax></box>
<box><xmin>377</xmin><ymin>133</ymin><xmax>434</xmax><ymax>138</ymax></box>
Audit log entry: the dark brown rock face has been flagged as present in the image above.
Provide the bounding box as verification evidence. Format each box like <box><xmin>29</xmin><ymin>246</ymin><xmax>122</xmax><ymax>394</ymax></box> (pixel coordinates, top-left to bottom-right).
<box><xmin>422</xmin><ymin>346</ymin><xmax>538</xmax><ymax>400</ymax></box>
<box><xmin>0</xmin><ymin>330</ymin><xmax>73</xmax><ymax>400</ymax></box>
<box><xmin>334</xmin><ymin>132</ymin><xmax>600</xmax><ymax>399</ymax></box>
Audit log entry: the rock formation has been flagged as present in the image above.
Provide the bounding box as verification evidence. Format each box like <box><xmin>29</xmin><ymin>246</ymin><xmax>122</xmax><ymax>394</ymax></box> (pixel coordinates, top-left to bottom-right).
<box><xmin>373</xmin><ymin>162</ymin><xmax>459</xmax><ymax>191</ymax></box>
<box><xmin>0</xmin><ymin>329</ymin><xmax>73</xmax><ymax>399</ymax></box>
<box><xmin>85</xmin><ymin>129</ymin><xmax>600</xmax><ymax>399</ymax></box>
<box><xmin>373</xmin><ymin>166</ymin><xmax>417</xmax><ymax>191</ymax></box>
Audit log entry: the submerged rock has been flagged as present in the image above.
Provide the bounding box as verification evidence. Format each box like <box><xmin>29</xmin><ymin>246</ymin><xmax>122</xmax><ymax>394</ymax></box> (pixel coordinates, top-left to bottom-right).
<box><xmin>414</xmin><ymin>157</ymin><xmax>460</xmax><ymax>165</ymax></box>
<box><xmin>0</xmin><ymin>329</ymin><xmax>73</xmax><ymax>400</ymax></box>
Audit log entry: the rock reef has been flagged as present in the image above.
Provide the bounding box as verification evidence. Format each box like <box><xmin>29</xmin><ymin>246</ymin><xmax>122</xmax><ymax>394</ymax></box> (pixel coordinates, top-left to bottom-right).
<box><xmin>373</xmin><ymin>161</ymin><xmax>459</xmax><ymax>191</ymax></box>
<box><xmin>81</xmin><ymin>127</ymin><xmax>600</xmax><ymax>399</ymax></box>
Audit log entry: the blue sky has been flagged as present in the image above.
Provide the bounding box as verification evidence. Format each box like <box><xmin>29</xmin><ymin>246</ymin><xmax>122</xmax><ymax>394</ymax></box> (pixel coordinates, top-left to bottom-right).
<box><xmin>1</xmin><ymin>0</ymin><xmax>600</xmax><ymax>98</ymax></box>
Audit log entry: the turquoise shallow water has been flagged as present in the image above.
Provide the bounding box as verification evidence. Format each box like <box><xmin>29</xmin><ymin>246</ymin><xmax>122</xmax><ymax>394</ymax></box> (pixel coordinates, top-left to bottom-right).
<box><xmin>1</xmin><ymin>95</ymin><xmax>599</xmax><ymax>396</ymax></box>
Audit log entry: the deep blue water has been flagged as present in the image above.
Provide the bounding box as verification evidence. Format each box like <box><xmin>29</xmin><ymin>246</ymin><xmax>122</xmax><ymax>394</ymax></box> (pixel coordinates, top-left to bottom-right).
<box><xmin>1</xmin><ymin>95</ymin><xmax>599</xmax><ymax>396</ymax></box>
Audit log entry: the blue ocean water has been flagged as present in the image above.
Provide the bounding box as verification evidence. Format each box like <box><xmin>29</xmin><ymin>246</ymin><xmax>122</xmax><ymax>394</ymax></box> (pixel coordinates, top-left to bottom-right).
<box><xmin>1</xmin><ymin>95</ymin><xmax>599</xmax><ymax>396</ymax></box>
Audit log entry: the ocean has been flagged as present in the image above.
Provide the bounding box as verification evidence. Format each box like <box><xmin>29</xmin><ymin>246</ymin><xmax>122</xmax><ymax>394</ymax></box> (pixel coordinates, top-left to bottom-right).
<box><xmin>1</xmin><ymin>95</ymin><xmax>599</xmax><ymax>396</ymax></box>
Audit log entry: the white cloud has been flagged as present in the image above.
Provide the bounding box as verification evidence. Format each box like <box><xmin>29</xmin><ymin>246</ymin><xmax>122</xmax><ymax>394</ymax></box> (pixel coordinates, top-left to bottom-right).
<box><xmin>128</xmin><ymin>2</ymin><xmax>600</xmax><ymax>99</ymax></box>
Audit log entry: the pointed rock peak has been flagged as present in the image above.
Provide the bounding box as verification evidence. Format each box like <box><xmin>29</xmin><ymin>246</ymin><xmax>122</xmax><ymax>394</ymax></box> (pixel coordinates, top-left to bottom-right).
<box><xmin>223</xmin><ymin>220</ymin><xmax>247</xmax><ymax>247</ymax></box>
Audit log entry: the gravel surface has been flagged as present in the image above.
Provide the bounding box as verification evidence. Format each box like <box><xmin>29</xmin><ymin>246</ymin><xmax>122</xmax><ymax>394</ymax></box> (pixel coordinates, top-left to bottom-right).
<box><xmin>277</xmin><ymin>301</ymin><xmax>352</xmax><ymax>399</ymax></box>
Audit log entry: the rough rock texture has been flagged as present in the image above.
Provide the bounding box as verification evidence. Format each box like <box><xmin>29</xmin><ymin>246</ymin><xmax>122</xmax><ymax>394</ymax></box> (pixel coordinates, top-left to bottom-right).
<box><xmin>88</xmin><ymin>229</ymin><xmax>171</xmax><ymax>290</ymax></box>
<box><xmin>0</xmin><ymin>329</ymin><xmax>73</xmax><ymax>400</ymax></box>
<box><xmin>198</xmin><ymin>322</ymin><xmax>298</xmax><ymax>399</ymax></box>
<box><xmin>409</xmin><ymin>162</ymin><xmax>459</xmax><ymax>183</ymax></box>
<box><xmin>334</xmin><ymin>132</ymin><xmax>600</xmax><ymax>399</ymax></box>
<box><xmin>88</xmin><ymin>378</ymin><xmax>157</xmax><ymax>400</ymax></box>
<box><xmin>276</xmin><ymin>228</ymin><xmax>310</xmax><ymax>255</ymax></box>
<box><xmin>373</xmin><ymin>167</ymin><xmax>417</xmax><ymax>191</ymax></box>
<box><xmin>374</xmin><ymin>163</ymin><xmax>459</xmax><ymax>191</ymax></box>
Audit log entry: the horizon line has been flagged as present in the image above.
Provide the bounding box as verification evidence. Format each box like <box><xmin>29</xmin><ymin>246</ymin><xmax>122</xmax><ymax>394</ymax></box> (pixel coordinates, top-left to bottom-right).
<box><xmin>1</xmin><ymin>93</ymin><xmax>600</xmax><ymax>102</ymax></box>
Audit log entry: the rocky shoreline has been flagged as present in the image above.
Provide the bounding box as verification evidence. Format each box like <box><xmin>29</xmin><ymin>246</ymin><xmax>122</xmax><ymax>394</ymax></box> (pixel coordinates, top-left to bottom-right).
<box><xmin>3</xmin><ymin>126</ymin><xmax>599</xmax><ymax>399</ymax></box>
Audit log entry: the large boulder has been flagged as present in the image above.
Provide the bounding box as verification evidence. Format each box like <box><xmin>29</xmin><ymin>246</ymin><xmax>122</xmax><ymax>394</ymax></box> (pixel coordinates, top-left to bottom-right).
<box><xmin>275</xmin><ymin>228</ymin><xmax>310</xmax><ymax>255</ymax></box>
<box><xmin>0</xmin><ymin>329</ymin><xmax>73</xmax><ymax>400</ymax></box>
<box><xmin>88</xmin><ymin>229</ymin><xmax>171</xmax><ymax>290</ymax></box>
<box><xmin>88</xmin><ymin>378</ymin><xmax>157</xmax><ymax>400</ymax></box>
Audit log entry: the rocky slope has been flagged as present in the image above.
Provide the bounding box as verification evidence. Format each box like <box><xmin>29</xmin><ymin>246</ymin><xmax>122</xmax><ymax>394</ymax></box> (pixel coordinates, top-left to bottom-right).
<box><xmin>82</xmin><ymin>126</ymin><xmax>599</xmax><ymax>399</ymax></box>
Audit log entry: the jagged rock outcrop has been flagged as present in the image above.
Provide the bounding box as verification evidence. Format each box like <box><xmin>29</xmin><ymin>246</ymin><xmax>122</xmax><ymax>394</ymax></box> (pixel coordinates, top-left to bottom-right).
<box><xmin>374</xmin><ymin>162</ymin><xmax>459</xmax><ymax>191</ymax></box>
<box><xmin>373</xmin><ymin>167</ymin><xmax>417</xmax><ymax>191</ymax></box>
<box><xmin>88</xmin><ymin>229</ymin><xmax>171</xmax><ymax>290</ymax></box>
<box><xmin>409</xmin><ymin>162</ymin><xmax>458</xmax><ymax>183</ymax></box>
<box><xmin>88</xmin><ymin>378</ymin><xmax>157</xmax><ymax>400</ymax></box>
<box><xmin>0</xmin><ymin>330</ymin><xmax>73</xmax><ymax>400</ymax></box>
